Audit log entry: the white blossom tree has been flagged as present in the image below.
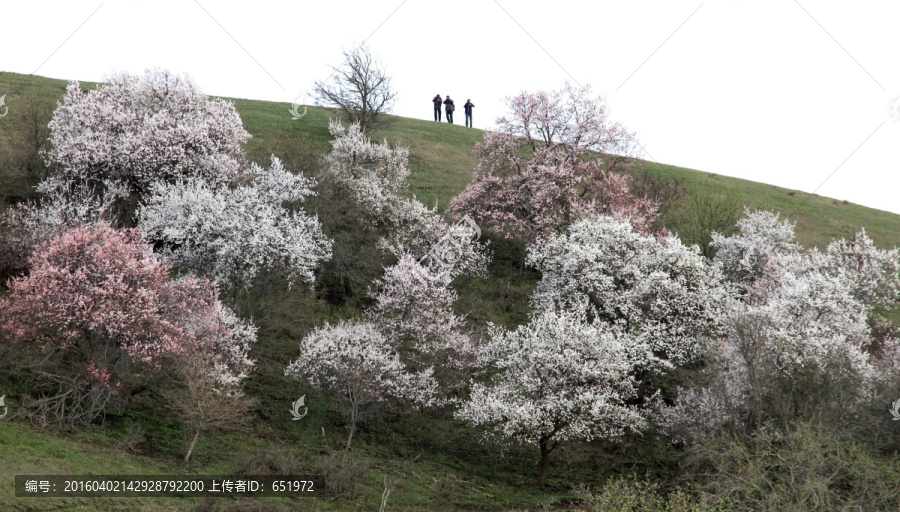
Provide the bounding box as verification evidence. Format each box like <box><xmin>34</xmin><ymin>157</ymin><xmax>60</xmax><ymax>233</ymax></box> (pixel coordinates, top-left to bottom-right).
<box><xmin>45</xmin><ymin>69</ymin><xmax>250</xmax><ymax>196</ymax></box>
<box><xmin>662</xmin><ymin>211</ymin><xmax>900</xmax><ymax>442</ymax></box>
<box><xmin>527</xmin><ymin>215</ymin><xmax>731</xmax><ymax>368</ymax></box>
<box><xmin>137</xmin><ymin>156</ymin><xmax>332</xmax><ymax>291</ymax></box>
<box><xmin>367</xmin><ymin>253</ymin><xmax>476</xmax><ymax>389</ymax></box>
<box><xmin>0</xmin><ymin>178</ymin><xmax>128</xmax><ymax>276</ymax></box>
<box><xmin>813</xmin><ymin>228</ymin><xmax>900</xmax><ymax>309</ymax></box>
<box><xmin>322</xmin><ymin>120</ymin><xmax>489</xmax><ymax>278</ymax></box>
<box><xmin>710</xmin><ymin>209</ymin><xmax>799</xmax><ymax>290</ymax></box>
<box><xmin>167</xmin><ymin>302</ymin><xmax>257</xmax><ymax>462</ymax></box>
<box><xmin>321</xmin><ymin>120</ymin><xmax>409</xmax><ymax>215</ymax></box>
<box><xmin>456</xmin><ymin>310</ymin><xmax>648</xmax><ymax>487</ymax></box>
<box><xmin>285</xmin><ymin>320</ymin><xmax>440</xmax><ymax>450</ymax></box>
<box><xmin>662</xmin><ymin>260</ymin><xmax>875</xmax><ymax>441</ymax></box>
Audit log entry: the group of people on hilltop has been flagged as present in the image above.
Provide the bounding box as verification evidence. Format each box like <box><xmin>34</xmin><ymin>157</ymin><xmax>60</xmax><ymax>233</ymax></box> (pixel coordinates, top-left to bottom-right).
<box><xmin>432</xmin><ymin>94</ymin><xmax>474</xmax><ymax>127</ymax></box>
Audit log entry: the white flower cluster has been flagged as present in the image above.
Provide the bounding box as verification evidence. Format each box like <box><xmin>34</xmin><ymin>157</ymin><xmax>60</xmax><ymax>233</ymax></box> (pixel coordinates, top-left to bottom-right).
<box><xmin>527</xmin><ymin>214</ymin><xmax>731</xmax><ymax>367</ymax></box>
<box><xmin>663</xmin><ymin>210</ymin><xmax>900</xmax><ymax>439</ymax></box>
<box><xmin>323</xmin><ymin>120</ymin><xmax>410</xmax><ymax>216</ymax></box>
<box><xmin>711</xmin><ymin>208</ymin><xmax>799</xmax><ymax>289</ymax></box>
<box><xmin>813</xmin><ymin>228</ymin><xmax>900</xmax><ymax>309</ymax></box>
<box><xmin>137</xmin><ymin>156</ymin><xmax>332</xmax><ymax>289</ymax></box>
<box><xmin>368</xmin><ymin>253</ymin><xmax>476</xmax><ymax>371</ymax></box>
<box><xmin>183</xmin><ymin>301</ymin><xmax>258</xmax><ymax>392</ymax></box>
<box><xmin>285</xmin><ymin>320</ymin><xmax>440</xmax><ymax>409</ymax></box>
<box><xmin>456</xmin><ymin>310</ymin><xmax>646</xmax><ymax>446</ymax></box>
<box><xmin>45</xmin><ymin>70</ymin><xmax>250</xmax><ymax>192</ymax></box>
<box><xmin>713</xmin><ymin>211</ymin><xmax>896</xmax><ymax>375</ymax></box>
<box><xmin>323</xmin><ymin>120</ymin><xmax>488</xmax><ymax>277</ymax></box>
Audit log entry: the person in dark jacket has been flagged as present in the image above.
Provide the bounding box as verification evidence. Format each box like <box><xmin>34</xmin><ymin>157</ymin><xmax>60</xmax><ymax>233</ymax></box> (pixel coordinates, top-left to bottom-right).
<box><xmin>463</xmin><ymin>99</ymin><xmax>475</xmax><ymax>127</ymax></box>
<box><xmin>432</xmin><ymin>94</ymin><xmax>443</xmax><ymax>121</ymax></box>
<box><xmin>443</xmin><ymin>96</ymin><xmax>455</xmax><ymax>124</ymax></box>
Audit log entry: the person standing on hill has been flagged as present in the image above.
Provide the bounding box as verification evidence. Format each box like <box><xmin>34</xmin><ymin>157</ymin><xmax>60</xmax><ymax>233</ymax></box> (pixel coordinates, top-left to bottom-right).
<box><xmin>432</xmin><ymin>94</ymin><xmax>443</xmax><ymax>122</ymax></box>
<box><xmin>444</xmin><ymin>95</ymin><xmax>455</xmax><ymax>124</ymax></box>
<box><xmin>464</xmin><ymin>99</ymin><xmax>475</xmax><ymax>127</ymax></box>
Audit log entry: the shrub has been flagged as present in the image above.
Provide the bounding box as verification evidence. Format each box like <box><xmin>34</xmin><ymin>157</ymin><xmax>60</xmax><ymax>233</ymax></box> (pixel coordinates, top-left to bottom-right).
<box><xmin>315</xmin><ymin>452</ymin><xmax>368</xmax><ymax>497</ymax></box>
<box><xmin>586</xmin><ymin>477</ymin><xmax>734</xmax><ymax>512</ymax></box>
<box><xmin>703</xmin><ymin>421</ymin><xmax>900</xmax><ymax>511</ymax></box>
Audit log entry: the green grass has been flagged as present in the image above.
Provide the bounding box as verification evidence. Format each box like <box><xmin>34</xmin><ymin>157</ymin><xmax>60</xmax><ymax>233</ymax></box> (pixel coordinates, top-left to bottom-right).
<box><xmin>634</xmin><ymin>162</ymin><xmax>900</xmax><ymax>250</ymax></box>
<box><xmin>4</xmin><ymin>70</ymin><xmax>899</xmax><ymax>249</ymax></box>
<box><xmin>2</xmin><ymin>70</ymin><xmax>900</xmax><ymax>511</ymax></box>
<box><xmin>0</xmin><ymin>420</ymin><xmax>201</xmax><ymax>510</ymax></box>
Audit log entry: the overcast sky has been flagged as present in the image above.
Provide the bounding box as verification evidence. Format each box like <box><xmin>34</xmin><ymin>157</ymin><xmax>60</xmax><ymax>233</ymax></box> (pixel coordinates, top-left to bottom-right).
<box><xmin>3</xmin><ymin>1</ymin><xmax>899</xmax><ymax>214</ymax></box>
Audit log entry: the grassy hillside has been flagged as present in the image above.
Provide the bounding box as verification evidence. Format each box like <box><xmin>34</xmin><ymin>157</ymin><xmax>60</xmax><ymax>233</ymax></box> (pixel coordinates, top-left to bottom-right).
<box><xmin>3</xmin><ymin>71</ymin><xmax>899</xmax><ymax>250</ymax></box>
<box><xmin>1</xmin><ymin>70</ymin><xmax>899</xmax><ymax>511</ymax></box>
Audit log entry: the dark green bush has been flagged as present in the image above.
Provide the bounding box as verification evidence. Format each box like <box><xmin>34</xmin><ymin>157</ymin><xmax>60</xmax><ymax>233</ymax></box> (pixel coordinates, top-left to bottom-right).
<box><xmin>703</xmin><ymin>421</ymin><xmax>900</xmax><ymax>511</ymax></box>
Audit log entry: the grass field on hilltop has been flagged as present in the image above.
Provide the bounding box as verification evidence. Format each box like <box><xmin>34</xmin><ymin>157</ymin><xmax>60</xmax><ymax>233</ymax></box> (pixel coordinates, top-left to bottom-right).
<box><xmin>4</xmin><ymin>71</ymin><xmax>898</xmax><ymax>250</ymax></box>
<box><xmin>1</xmin><ymin>70</ymin><xmax>899</xmax><ymax>511</ymax></box>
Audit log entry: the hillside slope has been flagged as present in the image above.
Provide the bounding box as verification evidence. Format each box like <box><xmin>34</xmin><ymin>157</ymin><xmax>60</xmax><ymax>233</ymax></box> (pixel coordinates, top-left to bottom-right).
<box><xmin>2</xmin><ymin>71</ymin><xmax>899</xmax><ymax>250</ymax></box>
<box><xmin>2</xmin><ymin>70</ymin><xmax>900</xmax><ymax>511</ymax></box>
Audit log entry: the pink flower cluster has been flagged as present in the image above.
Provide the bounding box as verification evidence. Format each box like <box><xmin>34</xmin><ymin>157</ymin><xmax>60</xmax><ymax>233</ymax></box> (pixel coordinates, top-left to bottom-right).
<box><xmin>450</xmin><ymin>83</ymin><xmax>658</xmax><ymax>240</ymax></box>
<box><xmin>0</xmin><ymin>224</ymin><xmax>255</xmax><ymax>388</ymax></box>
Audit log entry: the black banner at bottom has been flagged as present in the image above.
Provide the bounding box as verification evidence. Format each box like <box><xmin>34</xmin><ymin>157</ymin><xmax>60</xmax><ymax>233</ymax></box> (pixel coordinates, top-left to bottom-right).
<box><xmin>15</xmin><ymin>475</ymin><xmax>318</xmax><ymax>497</ymax></box>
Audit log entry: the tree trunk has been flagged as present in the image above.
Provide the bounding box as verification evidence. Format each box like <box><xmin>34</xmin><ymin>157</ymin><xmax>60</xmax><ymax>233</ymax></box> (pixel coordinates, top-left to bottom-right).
<box><xmin>345</xmin><ymin>423</ymin><xmax>355</xmax><ymax>452</ymax></box>
<box><xmin>345</xmin><ymin>390</ymin><xmax>359</xmax><ymax>451</ymax></box>
<box><xmin>538</xmin><ymin>439</ymin><xmax>551</xmax><ymax>488</ymax></box>
<box><xmin>184</xmin><ymin>429</ymin><xmax>200</xmax><ymax>462</ymax></box>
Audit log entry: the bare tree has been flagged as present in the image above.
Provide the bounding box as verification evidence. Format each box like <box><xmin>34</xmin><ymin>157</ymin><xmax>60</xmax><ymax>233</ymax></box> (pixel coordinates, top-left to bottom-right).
<box><xmin>313</xmin><ymin>43</ymin><xmax>397</xmax><ymax>133</ymax></box>
<box><xmin>166</xmin><ymin>356</ymin><xmax>255</xmax><ymax>462</ymax></box>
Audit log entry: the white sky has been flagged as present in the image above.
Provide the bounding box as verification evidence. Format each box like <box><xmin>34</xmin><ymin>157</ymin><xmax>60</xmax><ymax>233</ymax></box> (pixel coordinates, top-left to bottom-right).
<box><xmin>3</xmin><ymin>1</ymin><xmax>899</xmax><ymax>214</ymax></box>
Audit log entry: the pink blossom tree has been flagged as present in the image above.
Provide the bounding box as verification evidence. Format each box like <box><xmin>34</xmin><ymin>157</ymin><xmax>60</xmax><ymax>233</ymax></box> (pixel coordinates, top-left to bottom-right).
<box><xmin>0</xmin><ymin>179</ymin><xmax>128</xmax><ymax>278</ymax></box>
<box><xmin>494</xmin><ymin>82</ymin><xmax>638</xmax><ymax>153</ymax></box>
<box><xmin>44</xmin><ymin>69</ymin><xmax>250</xmax><ymax>198</ymax></box>
<box><xmin>449</xmin><ymin>83</ymin><xmax>657</xmax><ymax>240</ymax></box>
<box><xmin>0</xmin><ymin>224</ymin><xmax>255</xmax><ymax>426</ymax></box>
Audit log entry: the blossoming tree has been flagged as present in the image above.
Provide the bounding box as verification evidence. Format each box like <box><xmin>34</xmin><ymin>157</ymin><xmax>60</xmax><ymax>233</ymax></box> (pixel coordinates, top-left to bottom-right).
<box><xmin>44</xmin><ymin>69</ymin><xmax>250</xmax><ymax>196</ymax></box>
<box><xmin>710</xmin><ymin>209</ymin><xmax>800</xmax><ymax>291</ymax></box>
<box><xmin>456</xmin><ymin>310</ymin><xmax>647</xmax><ymax>487</ymax></box>
<box><xmin>167</xmin><ymin>302</ymin><xmax>257</xmax><ymax>461</ymax></box>
<box><xmin>663</xmin><ymin>210</ymin><xmax>900</xmax><ymax>442</ymax></box>
<box><xmin>0</xmin><ymin>179</ymin><xmax>127</xmax><ymax>278</ymax></box>
<box><xmin>137</xmin><ymin>156</ymin><xmax>333</xmax><ymax>292</ymax></box>
<box><xmin>449</xmin><ymin>83</ymin><xmax>657</xmax><ymax>240</ymax></box>
<box><xmin>367</xmin><ymin>253</ymin><xmax>476</xmax><ymax>389</ymax></box>
<box><xmin>285</xmin><ymin>320</ymin><xmax>440</xmax><ymax>450</ymax></box>
<box><xmin>527</xmin><ymin>215</ymin><xmax>730</xmax><ymax>368</ymax></box>
<box><xmin>322</xmin><ymin>121</ymin><xmax>489</xmax><ymax>278</ymax></box>
<box><xmin>0</xmin><ymin>224</ymin><xmax>255</xmax><ymax>427</ymax></box>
